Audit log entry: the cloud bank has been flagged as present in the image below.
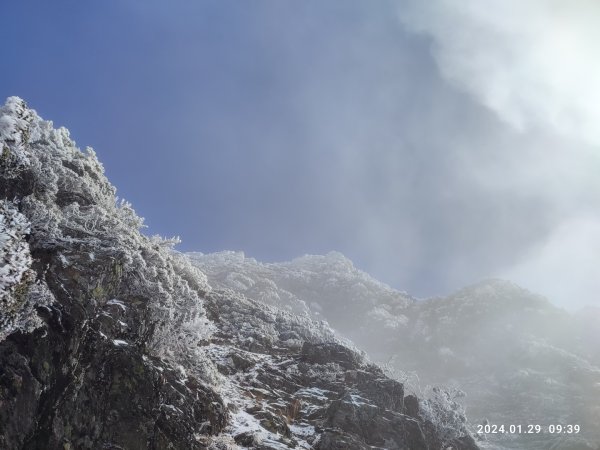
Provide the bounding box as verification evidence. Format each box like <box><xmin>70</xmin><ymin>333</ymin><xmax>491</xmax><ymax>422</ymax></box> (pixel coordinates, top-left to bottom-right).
<box><xmin>502</xmin><ymin>215</ymin><xmax>600</xmax><ymax>309</ymax></box>
<box><xmin>400</xmin><ymin>0</ymin><xmax>600</xmax><ymax>147</ymax></box>
<box><xmin>399</xmin><ymin>0</ymin><xmax>600</xmax><ymax>309</ymax></box>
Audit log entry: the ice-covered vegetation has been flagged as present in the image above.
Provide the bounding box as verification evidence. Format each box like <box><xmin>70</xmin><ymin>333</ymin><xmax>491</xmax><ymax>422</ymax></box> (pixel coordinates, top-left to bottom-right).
<box><xmin>13</xmin><ymin>92</ymin><xmax>595</xmax><ymax>448</ymax></box>
<box><xmin>0</xmin><ymin>97</ymin><xmax>481</xmax><ymax>449</ymax></box>
<box><xmin>188</xmin><ymin>250</ymin><xmax>414</xmax><ymax>332</ymax></box>
<box><xmin>0</xmin><ymin>199</ymin><xmax>50</xmax><ymax>340</ymax></box>
<box><xmin>190</xmin><ymin>253</ymin><xmax>600</xmax><ymax>449</ymax></box>
<box><xmin>418</xmin><ymin>386</ymin><xmax>469</xmax><ymax>446</ymax></box>
<box><xmin>0</xmin><ymin>96</ymin><xmax>212</xmax><ymax>358</ymax></box>
<box><xmin>0</xmin><ymin>200</ymin><xmax>32</xmax><ymax>295</ymax></box>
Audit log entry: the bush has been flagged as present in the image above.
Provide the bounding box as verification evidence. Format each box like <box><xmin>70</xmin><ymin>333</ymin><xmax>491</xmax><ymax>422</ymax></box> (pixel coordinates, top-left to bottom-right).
<box><xmin>419</xmin><ymin>385</ymin><xmax>471</xmax><ymax>445</ymax></box>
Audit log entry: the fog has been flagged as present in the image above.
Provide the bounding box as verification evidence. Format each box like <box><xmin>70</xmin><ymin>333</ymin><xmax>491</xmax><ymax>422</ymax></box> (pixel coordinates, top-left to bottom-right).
<box><xmin>2</xmin><ymin>2</ymin><xmax>599</xmax><ymax>448</ymax></box>
<box><xmin>399</xmin><ymin>0</ymin><xmax>600</xmax><ymax>309</ymax></box>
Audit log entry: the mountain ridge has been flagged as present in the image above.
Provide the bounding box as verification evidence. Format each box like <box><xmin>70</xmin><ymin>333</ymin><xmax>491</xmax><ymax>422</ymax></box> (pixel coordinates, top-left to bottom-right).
<box><xmin>188</xmin><ymin>249</ymin><xmax>600</xmax><ymax>449</ymax></box>
<box><xmin>0</xmin><ymin>97</ymin><xmax>478</xmax><ymax>449</ymax></box>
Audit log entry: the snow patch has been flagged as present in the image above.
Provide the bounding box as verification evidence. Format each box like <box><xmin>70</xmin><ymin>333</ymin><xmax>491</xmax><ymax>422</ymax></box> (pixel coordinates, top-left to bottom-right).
<box><xmin>106</xmin><ymin>299</ymin><xmax>127</xmax><ymax>311</ymax></box>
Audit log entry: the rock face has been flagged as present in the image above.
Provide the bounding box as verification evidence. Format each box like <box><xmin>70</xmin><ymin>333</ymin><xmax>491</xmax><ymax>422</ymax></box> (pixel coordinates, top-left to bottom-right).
<box><xmin>0</xmin><ymin>96</ymin><xmax>224</xmax><ymax>449</ymax></box>
<box><xmin>0</xmin><ymin>97</ymin><xmax>477</xmax><ymax>449</ymax></box>
<box><xmin>189</xmin><ymin>251</ymin><xmax>600</xmax><ymax>449</ymax></box>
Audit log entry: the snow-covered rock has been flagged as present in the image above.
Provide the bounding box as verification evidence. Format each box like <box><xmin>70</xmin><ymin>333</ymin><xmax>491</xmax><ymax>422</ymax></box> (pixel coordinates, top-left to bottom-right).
<box><xmin>0</xmin><ymin>199</ymin><xmax>55</xmax><ymax>341</ymax></box>
<box><xmin>189</xmin><ymin>260</ymin><xmax>600</xmax><ymax>448</ymax></box>
<box><xmin>0</xmin><ymin>97</ymin><xmax>478</xmax><ymax>449</ymax></box>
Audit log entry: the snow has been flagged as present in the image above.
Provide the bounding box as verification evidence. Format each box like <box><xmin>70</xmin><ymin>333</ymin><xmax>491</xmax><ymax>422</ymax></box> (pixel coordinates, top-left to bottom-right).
<box><xmin>294</xmin><ymin>387</ymin><xmax>331</xmax><ymax>401</ymax></box>
<box><xmin>346</xmin><ymin>393</ymin><xmax>377</xmax><ymax>408</ymax></box>
<box><xmin>160</xmin><ymin>404</ymin><xmax>184</xmax><ymax>414</ymax></box>
<box><xmin>1</xmin><ymin>96</ymin><xmax>493</xmax><ymax>447</ymax></box>
<box><xmin>58</xmin><ymin>254</ymin><xmax>69</xmax><ymax>266</ymax></box>
<box><xmin>0</xmin><ymin>200</ymin><xmax>32</xmax><ymax>293</ymax></box>
<box><xmin>0</xmin><ymin>97</ymin><xmax>34</xmax><ymax>148</ymax></box>
<box><xmin>289</xmin><ymin>423</ymin><xmax>316</xmax><ymax>438</ymax></box>
<box><xmin>367</xmin><ymin>306</ymin><xmax>409</xmax><ymax>329</ymax></box>
<box><xmin>1</xmin><ymin>97</ymin><xmax>214</xmax><ymax>370</ymax></box>
<box><xmin>198</xmin><ymin>343</ymin><xmax>318</xmax><ymax>448</ymax></box>
<box><xmin>229</xmin><ymin>409</ymin><xmax>263</xmax><ymax>435</ymax></box>
<box><xmin>0</xmin><ymin>199</ymin><xmax>51</xmax><ymax>341</ymax></box>
<box><xmin>187</xmin><ymin>250</ymin><xmax>415</xmax><ymax>330</ymax></box>
<box><xmin>106</xmin><ymin>299</ymin><xmax>127</xmax><ymax>311</ymax></box>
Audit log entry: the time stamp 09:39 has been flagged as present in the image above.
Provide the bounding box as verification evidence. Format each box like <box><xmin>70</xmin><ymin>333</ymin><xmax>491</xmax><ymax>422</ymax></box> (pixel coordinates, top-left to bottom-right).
<box><xmin>477</xmin><ymin>424</ymin><xmax>581</xmax><ymax>435</ymax></box>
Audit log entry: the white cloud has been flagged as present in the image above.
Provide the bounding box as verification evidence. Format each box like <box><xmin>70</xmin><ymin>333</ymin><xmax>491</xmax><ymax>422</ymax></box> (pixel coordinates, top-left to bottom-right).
<box><xmin>400</xmin><ymin>0</ymin><xmax>600</xmax><ymax>147</ymax></box>
<box><xmin>500</xmin><ymin>215</ymin><xmax>600</xmax><ymax>310</ymax></box>
<box><xmin>398</xmin><ymin>0</ymin><xmax>600</xmax><ymax>308</ymax></box>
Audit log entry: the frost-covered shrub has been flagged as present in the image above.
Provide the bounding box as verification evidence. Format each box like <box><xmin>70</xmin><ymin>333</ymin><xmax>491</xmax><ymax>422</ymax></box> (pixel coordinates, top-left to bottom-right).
<box><xmin>0</xmin><ymin>97</ymin><xmax>33</xmax><ymax>165</ymax></box>
<box><xmin>0</xmin><ymin>199</ymin><xmax>54</xmax><ymax>340</ymax></box>
<box><xmin>188</xmin><ymin>250</ymin><xmax>415</xmax><ymax>322</ymax></box>
<box><xmin>381</xmin><ymin>357</ymin><xmax>423</xmax><ymax>395</ymax></box>
<box><xmin>419</xmin><ymin>386</ymin><xmax>471</xmax><ymax>445</ymax></box>
<box><xmin>0</xmin><ymin>200</ymin><xmax>31</xmax><ymax>294</ymax></box>
<box><xmin>0</xmin><ymin>97</ymin><xmax>214</xmax><ymax>377</ymax></box>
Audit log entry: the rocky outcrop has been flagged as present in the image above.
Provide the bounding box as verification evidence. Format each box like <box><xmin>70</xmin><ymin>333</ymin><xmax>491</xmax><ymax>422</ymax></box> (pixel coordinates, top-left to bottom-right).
<box><xmin>189</xmin><ymin>251</ymin><xmax>600</xmax><ymax>449</ymax></box>
<box><xmin>0</xmin><ymin>97</ymin><xmax>224</xmax><ymax>449</ymax></box>
<box><xmin>203</xmin><ymin>288</ymin><xmax>478</xmax><ymax>449</ymax></box>
<box><xmin>0</xmin><ymin>97</ymin><xmax>477</xmax><ymax>449</ymax></box>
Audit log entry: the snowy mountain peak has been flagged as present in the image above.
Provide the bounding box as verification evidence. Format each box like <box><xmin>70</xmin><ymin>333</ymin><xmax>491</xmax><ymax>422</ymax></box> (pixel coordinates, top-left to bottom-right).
<box><xmin>448</xmin><ymin>278</ymin><xmax>551</xmax><ymax>309</ymax></box>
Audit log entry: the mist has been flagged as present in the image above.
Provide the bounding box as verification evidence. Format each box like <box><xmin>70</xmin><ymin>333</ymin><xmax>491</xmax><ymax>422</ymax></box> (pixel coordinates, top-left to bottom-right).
<box><xmin>398</xmin><ymin>0</ymin><xmax>600</xmax><ymax>309</ymax></box>
<box><xmin>2</xmin><ymin>1</ymin><xmax>600</xmax><ymax>448</ymax></box>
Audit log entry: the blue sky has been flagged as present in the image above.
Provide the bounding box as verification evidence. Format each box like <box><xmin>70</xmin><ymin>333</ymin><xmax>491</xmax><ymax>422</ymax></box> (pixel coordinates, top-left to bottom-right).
<box><xmin>3</xmin><ymin>1</ymin><xmax>600</xmax><ymax>307</ymax></box>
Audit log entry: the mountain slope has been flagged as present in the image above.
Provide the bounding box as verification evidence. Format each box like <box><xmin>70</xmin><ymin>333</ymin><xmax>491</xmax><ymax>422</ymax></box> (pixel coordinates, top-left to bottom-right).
<box><xmin>187</xmin><ymin>251</ymin><xmax>415</xmax><ymax>350</ymax></box>
<box><xmin>0</xmin><ymin>97</ymin><xmax>476</xmax><ymax>449</ymax></box>
<box><xmin>189</xmin><ymin>252</ymin><xmax>600</xmax><ymax>450</ymax></box>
